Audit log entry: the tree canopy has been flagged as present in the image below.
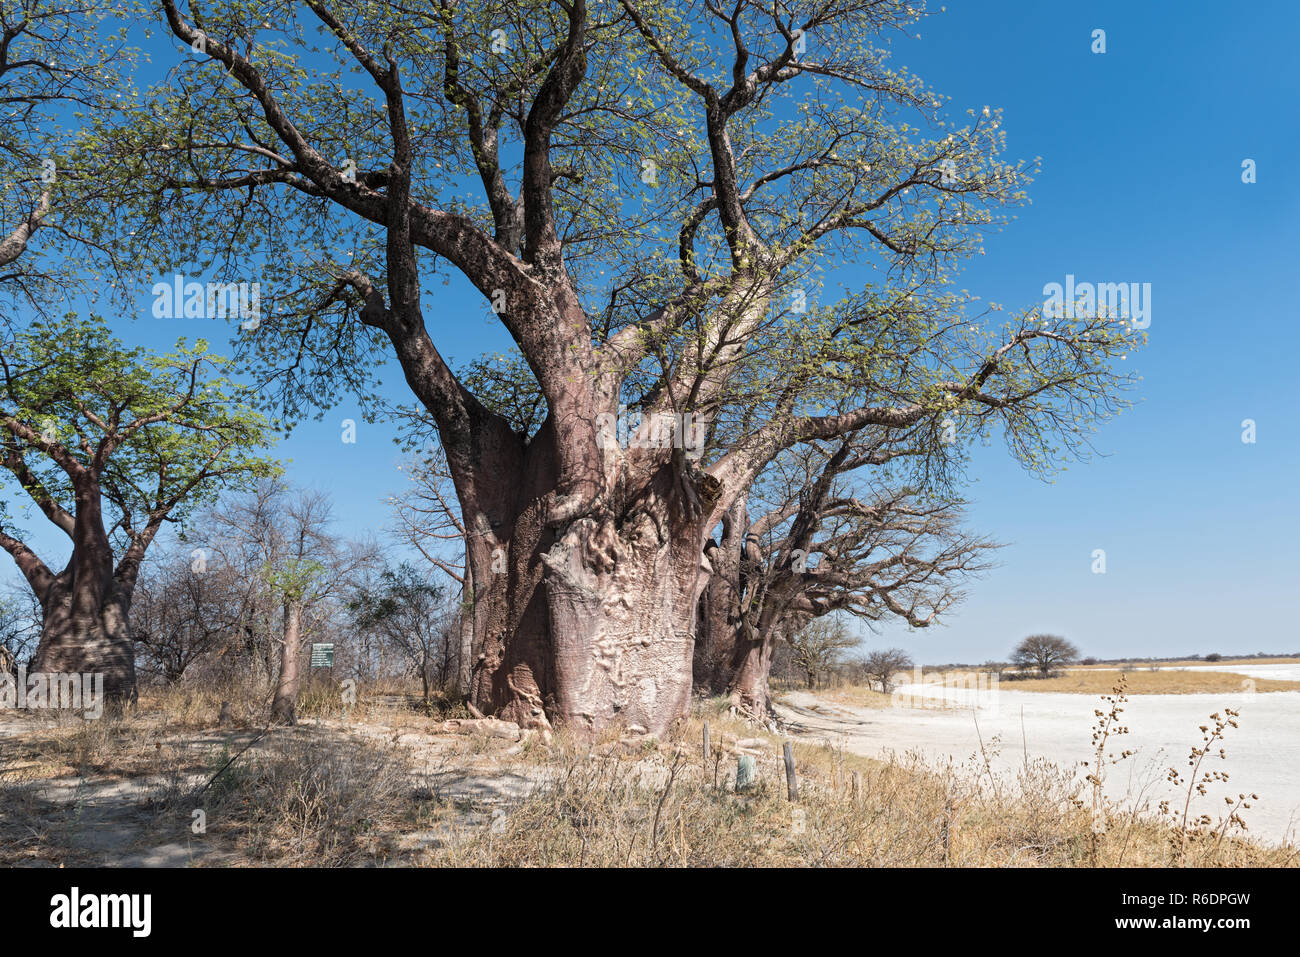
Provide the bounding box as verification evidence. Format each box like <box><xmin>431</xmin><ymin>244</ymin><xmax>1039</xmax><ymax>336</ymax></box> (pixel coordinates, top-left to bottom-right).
<box><xmin>7</xmin><ymin>0</ymin><xmax>1143</xmax><ymax>731</ymax></box>
<box><xmin>0</xmin><ymin>313</ymin><xmax>279</xmax><ymax>598</ymax></box>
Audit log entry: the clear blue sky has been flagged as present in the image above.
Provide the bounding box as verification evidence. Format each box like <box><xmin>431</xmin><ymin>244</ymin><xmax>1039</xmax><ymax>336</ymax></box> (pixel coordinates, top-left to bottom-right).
<box><xmin>8</xmin><ymin>0</ymin><xmax>1299</xmax><ymax>663</ymax></box>
<box><xmin>864</xmin><ymin>0</ymin><xmax>1300</xmax><ymax>661</ymax></box>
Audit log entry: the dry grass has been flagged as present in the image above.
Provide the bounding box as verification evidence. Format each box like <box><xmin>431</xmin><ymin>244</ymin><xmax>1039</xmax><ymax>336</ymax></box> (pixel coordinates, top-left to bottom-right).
<box><xmin>1073</xmin><ymin>656</ymin><xmax>1300</xmax><ymax>670</ymax></box>
<box><xmin>999</xmin><ymin>669</ymin><xmax>1300</xmax><ymax>695</ymax></box>
<box><xmin>132</xmin><ymin>675</ymin><xmax>470</xmax><ymax>729</ymax></box>
<box><xmin>439</xmin><ymin>709</ymin><xmax>1297</xmax><ymax>867</ymax></box>
<box><xmin>177</xmin><ymin>733</ymin><xmax>418</xmax><ymax>865</ymax></box>
<box><xmin>2</xmin><ymin>679</ymin><xmax>1297</xmax><ymax>868</ymax></box>
<box><xmin>821</xmin><ymin>685</ymin><xmax>897</xmax><ymax>709</ymax></box>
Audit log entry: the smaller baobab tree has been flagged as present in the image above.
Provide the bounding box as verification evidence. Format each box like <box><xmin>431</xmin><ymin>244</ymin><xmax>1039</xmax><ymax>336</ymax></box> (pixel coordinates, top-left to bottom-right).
<box><xmin>264</xmin><ymin>553</ymin><xmax>324</xmax><ymax>725</ymax></box>
<box><xmin>0</xmin><ymin>316</ymin><xmax>276</xmax><ymax>703</ymax></box>
<box><xmin>697</xmin><ymin>430</ymin><xmax>996</xmax><ymax>715</ymax></box>
<box><xmin>1011</xmin><ymin>634</ymin><xmax>1079</xmax><ymax>678</ymax></box>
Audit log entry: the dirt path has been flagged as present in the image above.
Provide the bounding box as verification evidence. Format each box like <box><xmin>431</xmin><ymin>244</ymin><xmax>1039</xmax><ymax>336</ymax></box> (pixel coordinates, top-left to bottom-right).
<box><xmin>0</xmin><ymin>710</ymin><xmax>550</xmax><ymax>867</ymax></box>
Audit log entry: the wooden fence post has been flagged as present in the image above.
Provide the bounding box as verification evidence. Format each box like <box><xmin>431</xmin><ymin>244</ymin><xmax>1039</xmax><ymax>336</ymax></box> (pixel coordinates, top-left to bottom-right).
<box><xmin>783</xmin><ymin>741</ymin><xmax>798</xmax><ymax>802</ymax></box>
<box><xmin>702</xmin><ymin>720</ymin><xmax>710</xmax><ymax>766</ymax></box>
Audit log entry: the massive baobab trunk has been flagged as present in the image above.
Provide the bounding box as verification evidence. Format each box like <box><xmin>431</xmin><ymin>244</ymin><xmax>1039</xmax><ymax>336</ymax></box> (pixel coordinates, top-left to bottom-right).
<box><xmin>32</xmin><ymin>577</ymin><xmax>136</xmax><ymax>704</ymax></box>
<box><xmin>464</xmin><ymin>436</ymin><xmax>715</xmax><ymax>735</ymax></box>
<box><xmin>29</xmin><ymin>481</ymin><xmax>138</xmax><ymax>705</ymax></box>
<box><xmin>545</xmin><ymin>503</ymin><xmax>706</xmax><ymax>733</ymax></box>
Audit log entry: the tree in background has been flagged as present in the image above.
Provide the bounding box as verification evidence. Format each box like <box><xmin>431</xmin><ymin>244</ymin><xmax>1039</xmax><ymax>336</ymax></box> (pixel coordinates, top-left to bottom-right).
<box><xmin>696</xmin><ymin>429</ymin><xmax>994</xmax><ymax>714</ymax></box>
<box><xmin>350</xmin><ymin>561</ymin><xmax>457</xmax><ymax>707</ymax></box>
<box><xmin>130</xmin><ymin>549</ymin><xmax>255</xmax><ymax>684</ymax></box>
<box><xmin>387</xmin><ymin>444</ymin><xmax>473</xmax><ymax>693</ymax></box>
<box><xmin>981</xmin><ymin>660</ymin><xmax>1009</xmax><ymax>680</ymax></box>
<box><xmin>859</xmin><ymin>647</ymin><xmax>914</xmax><ymax>695</ymax></box>
<box><xmin>130</xmin><ymin>484</ymin><xmax>395</xmax><ymax>701</ymax></box>
<box><xmin>786</xmin><ymin>616</ymin><xmax>859</xmax><ymax>690</ymax></box>
<box><xmin>197</xmin><ymin>482</ymin><xmax>376</xmax><ymax>725</ymax></box>
<box><xmin>1011</xmin><ymin>634</ymin><xmax>1079</xmax><ymax>678</ymax></box>
<box><xmin>0</xmin><ymin>316</ymin><xmax>276</xmax><ymax>701</ymax></box>
<box><xmin>0</xmin><ymin>587</ymin><xmax>38</xmax><ymax>675</ymax></box>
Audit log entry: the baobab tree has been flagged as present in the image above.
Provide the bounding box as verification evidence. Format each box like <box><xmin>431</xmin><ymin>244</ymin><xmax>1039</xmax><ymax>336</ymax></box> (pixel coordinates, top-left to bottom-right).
<box><xmin>0</xmin><ymin>316</ymin><xmax>276</xmax><ymax>702</ymax></box>
<box><xmin>696</xmin><ymin>430</ymin><xmax>995</xmax><ymax>715</ymax></box>
<box><xmin>107</xmin><ymin>0</ymin><xmax>1137</xmax><ymax>734</ymax></box>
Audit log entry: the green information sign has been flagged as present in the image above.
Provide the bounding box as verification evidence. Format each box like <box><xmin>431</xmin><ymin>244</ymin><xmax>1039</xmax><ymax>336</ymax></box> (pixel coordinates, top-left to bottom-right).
<box><xmin>310</xmin><ymin>643</ymin><xmax>335</xmax><ymax>668</ymax></box>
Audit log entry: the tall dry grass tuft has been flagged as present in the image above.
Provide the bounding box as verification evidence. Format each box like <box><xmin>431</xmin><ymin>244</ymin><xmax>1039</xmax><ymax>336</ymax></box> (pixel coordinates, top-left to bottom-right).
<box><xmin>183</xmin><ymin>734</ymin><xmax>413</xmax><ymax>866</ymax></box>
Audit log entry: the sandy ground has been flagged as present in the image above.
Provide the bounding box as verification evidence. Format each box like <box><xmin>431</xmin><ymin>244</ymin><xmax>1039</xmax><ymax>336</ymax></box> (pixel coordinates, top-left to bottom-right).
<box><xmin>0</xmin><ymin>708</ymin><xmax>688</xmax><ymax>866</ymax></box>
<box><xmin>777</xmin><ymin>664</ymin><xmax>1300</xmax><ymax>846</ymax></box>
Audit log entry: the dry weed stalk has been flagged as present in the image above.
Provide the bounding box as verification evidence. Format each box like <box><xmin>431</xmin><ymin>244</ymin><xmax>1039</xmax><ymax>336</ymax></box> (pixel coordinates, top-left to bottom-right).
<box><xmin>1159</xmin><ymin>706</ymin><xmax>1256</xmax><ymax>862</ymax></box>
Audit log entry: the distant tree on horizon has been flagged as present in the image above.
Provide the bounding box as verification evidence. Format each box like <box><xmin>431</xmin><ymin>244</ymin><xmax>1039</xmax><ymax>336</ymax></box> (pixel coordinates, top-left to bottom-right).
<box><xmin>1011</xmin><ymin>634</ymin><xmax>1079</xmax><ymax>678</ymax></box>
